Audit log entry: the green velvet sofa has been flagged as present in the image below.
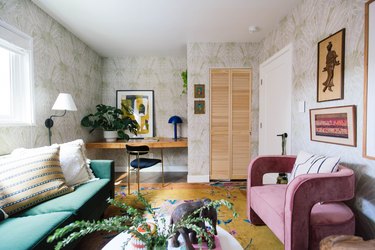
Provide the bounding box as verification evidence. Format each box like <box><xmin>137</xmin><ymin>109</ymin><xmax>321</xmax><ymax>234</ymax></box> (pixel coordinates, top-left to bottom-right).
<box><xmin>0</xmin><ymin>160</ymin><xmax>114</xmax><ymax>250</ymax></box>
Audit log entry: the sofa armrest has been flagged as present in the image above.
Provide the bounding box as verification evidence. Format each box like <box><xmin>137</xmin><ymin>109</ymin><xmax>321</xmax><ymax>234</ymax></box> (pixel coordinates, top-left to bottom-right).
<box><xmin>90</xmin><ymin>160</ymin><xmax>114</xmax><ymax>180</ymax></box>
<box><xmin>284</xmin><ymin>166</ymin><xmax>355</xmax><ymax>250</ymax></box>
<box><xmin>247</xmin><ymin>155</ymin><xmax>296</xmax><ymax>188</ymax></box>
<box><xmin>90</xmin><ymin>160</ymin><xmax>115</xmax><ymax>198</ymax></box>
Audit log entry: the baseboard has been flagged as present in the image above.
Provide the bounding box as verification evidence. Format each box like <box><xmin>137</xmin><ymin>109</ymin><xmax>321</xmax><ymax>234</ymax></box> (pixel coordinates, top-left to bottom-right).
<box><xmin>187</xmin><ymin>174</ymin><xmax>210</xmax><ymax>183</ymax></box>
<box><xmin>115</xmin><ymin>164</ymin><xmax>188</xmax><ymax>173</ymax></box>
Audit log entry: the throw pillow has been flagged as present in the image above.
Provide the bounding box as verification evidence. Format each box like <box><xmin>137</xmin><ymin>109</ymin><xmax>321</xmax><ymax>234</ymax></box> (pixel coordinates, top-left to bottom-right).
<box><xmin>0</xmin><ymin>208</ymin><xmax>8</xmax><ymax>221</ymax></box>
<box><xmin>58</xmin><ymin>139</ymin><xmax>97</xmax><ymax>187</ymax></box>
<box><xmin>289</xmin><ymin>151</ymin><xmax>340</xmax><ymax>181</ymax></box>
<box><xmin>0</xmin><ymin>145</ymin><xmax>73</xmax><ymax>216</ymax></box>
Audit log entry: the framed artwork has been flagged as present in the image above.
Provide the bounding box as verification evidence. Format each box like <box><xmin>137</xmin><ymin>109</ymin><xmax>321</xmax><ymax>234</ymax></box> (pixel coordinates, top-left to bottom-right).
<box><xmin>310</xmin><ymin>105</ymin><xmax>356</xmax><ymax>147</ymax></box>
<box><xmin>363</xmin><ymin>0</ymin><xmax>375</xmax><ymax>159</ymax></box>
<box><xmin>194</xmin><ymin>100</ymin><xmax>205</xmax><ymax>114</ymax></box>
<box><xmin>116</xmin><ymin>90</ymin><xmax>154</xmax><ymax>138</ymax></box>
<box><xmin>317</xmin><ymin>28</ymin><xmax>345</xmax><ymax>102</ymax></box>
<box><xmin>194</xmin><ymin>84</ymin><xmax>205</xmax><ymax>98</ymax></box>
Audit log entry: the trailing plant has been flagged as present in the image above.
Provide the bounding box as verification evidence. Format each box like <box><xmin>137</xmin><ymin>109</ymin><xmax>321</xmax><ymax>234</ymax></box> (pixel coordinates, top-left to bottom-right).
<box><xmin>48</xmin><ymin>193</ymin><xmax>238</xmax><ymax>250</ymax></box>
<box><xmin>181</xmin><ymin>70</ymin><xmax>187</xmax><ymax>94</ymax></box>
<box><xmin>80</xmin><ymin>104</ymin><xmax>138</xmax><ymax>140</ymax></box>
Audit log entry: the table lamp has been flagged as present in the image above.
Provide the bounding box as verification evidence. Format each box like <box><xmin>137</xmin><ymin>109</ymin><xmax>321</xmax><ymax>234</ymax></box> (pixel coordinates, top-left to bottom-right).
<box><xmin>168</xmin><ymin>115</ymin><xmax>182</xmax><ymax>141</ymax></box>
<box><xmin>45</xmin><ymin>93</ymin><xmax>77</xmax><ymax>145</ymax></box>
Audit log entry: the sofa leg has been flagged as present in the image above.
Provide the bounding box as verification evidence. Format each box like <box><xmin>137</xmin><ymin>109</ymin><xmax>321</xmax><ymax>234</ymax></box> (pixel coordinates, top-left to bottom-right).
<box><xmin>250</xmin><ymin>209</ymin><xmax>265</xmax><ymax>225</ymax></box>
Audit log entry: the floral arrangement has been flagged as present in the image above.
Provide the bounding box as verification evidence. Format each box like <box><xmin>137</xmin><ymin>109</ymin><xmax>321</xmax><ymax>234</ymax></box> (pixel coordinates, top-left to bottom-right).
<box><xmin>47</xmin><ymin>193</ymin><xmax>237</xmax><ymax>250</ymax></box>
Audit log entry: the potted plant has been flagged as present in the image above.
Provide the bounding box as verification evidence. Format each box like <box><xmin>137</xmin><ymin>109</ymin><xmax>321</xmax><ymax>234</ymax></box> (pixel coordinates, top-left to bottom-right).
<box><xmin>81</xmin><ymin>104</ymin><xmax>138</xmax><ymax>142</ymax></box>
<box><xmin>48</xmin><ymin>193</ymin><xmax>238</xmax><ymax>250</ymax></box>
<box><xmin>181</xmin><ymin>70</ymin><xmax>187</xmax><ymax>95</ymax></box>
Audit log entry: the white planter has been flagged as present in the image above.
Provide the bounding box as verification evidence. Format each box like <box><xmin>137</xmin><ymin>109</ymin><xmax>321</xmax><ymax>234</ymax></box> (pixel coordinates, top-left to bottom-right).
<box><xmin>103</xmin><ymin>131</ymin><xmax>118</xmax><ymax>142</ymax></box>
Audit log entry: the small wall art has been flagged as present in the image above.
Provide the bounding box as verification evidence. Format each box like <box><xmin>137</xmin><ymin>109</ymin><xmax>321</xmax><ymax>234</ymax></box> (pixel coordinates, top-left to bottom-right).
<box><xmin>194</xmin><ymin>84</ymin><xmax>205</xmax><ymax>98</ymax></box>
<box><xmin>310</xmin><ymin>105</ymin><xmax>356</xmax><ymax>147</ymax></box>
<box><xmin>317</xmin><ymin>29</ymin><xmax>345</xmax><ymax>102</ymax></box>
<box><xmin>194</xmin><ymin>100</ymin><xmax>205</xmax><ymax>114</ymax></box>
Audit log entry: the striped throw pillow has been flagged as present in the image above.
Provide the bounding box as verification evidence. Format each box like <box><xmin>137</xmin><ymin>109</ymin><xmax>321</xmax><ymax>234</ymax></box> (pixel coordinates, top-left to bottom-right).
<box><xmin>289</xmin><ymin>151</ymin><xmax>340</xmax><ymax>182</ymax></box>
<box><xmin>0</xmin><ymin>145</ymin><xmax>73</xmax><ymax>216</ymax></box>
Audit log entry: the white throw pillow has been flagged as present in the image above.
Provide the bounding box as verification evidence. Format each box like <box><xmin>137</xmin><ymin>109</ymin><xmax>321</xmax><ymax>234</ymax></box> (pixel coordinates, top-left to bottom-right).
<box><xmin>11</xmin><ymin>140</ymin><xmax>96</xmax><ymax>187</ymax></box>
<box><xmin>58</xmin><ymin>139</ymin><xmax>97</xmax><ymax>186</ymax></box>
<box><xmin>289</xmin><ymin>151</ymin><xmax>340</xmax><ymax>182</ymax></box>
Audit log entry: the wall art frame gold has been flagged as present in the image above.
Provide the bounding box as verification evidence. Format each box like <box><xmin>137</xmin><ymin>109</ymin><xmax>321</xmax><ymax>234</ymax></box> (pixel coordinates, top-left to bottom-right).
<box><xmin>317</xmin><ymin>29</ymin><xmax>345</xmax><ymax>102</ymax></box>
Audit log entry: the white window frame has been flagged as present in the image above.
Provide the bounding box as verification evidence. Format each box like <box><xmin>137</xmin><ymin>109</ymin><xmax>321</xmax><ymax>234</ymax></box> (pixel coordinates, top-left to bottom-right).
<box><xmin>0</xmin><ymin>20</ymin><xmax>34</xmax><ymax>126</ymax></box>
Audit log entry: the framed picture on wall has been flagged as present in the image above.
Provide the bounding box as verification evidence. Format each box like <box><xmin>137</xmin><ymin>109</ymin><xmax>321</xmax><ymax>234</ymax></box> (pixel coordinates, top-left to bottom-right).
<box><xmin>194</xmin><ymin>84</ymin><xmax>205</xmax><ymax>98</ymax></box>
<box><xmin>317</xmin><ymin>29</ymin><xmax>345</xmax><ymax>102</ymax></box>
<box><xmin>310</xmin><ymin>105</ymin><xmax>356</xmax><ymax>147</ymax></box>
<box><xmin>116</xmin><ymin>90</ymin><xmax>154</xmax><ymax>138</ymax></box>
<box><xmin>363</xmin><ymin>0</ymin><xmax>375</xmax><ymax>159</ymax></box>
<box><xmin>194</xmin><ymin>100</ymin><xmax>205</xmax><ymax>114</ymax></box>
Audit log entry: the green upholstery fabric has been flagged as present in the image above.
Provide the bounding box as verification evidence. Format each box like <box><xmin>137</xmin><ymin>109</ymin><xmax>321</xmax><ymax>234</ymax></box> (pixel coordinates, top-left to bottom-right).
<box><xmin>16</xmin><ymin>179</ymin><xmax>110</xmax><ymax>218</ymax></box>
<box><xmin>0</xmin><ymin>212</ymin><xmax>73</xmax><ymax>250</ymax></box>
<box><xmin>0</xmin><ymin>159</ymin><xmax>114</xmax><ymax>250</ymax></box>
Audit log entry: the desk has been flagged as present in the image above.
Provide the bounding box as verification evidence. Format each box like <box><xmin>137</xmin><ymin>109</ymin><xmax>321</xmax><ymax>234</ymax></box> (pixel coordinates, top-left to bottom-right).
<box><xmin>85</xmin><ymin>137</ymin><xmax>188</xmax><ymax>149</ymax></box>
<box><xmin>86</xmin><ymin>138</ymin><xmax>188</xmax><ymax>194</ymax></box>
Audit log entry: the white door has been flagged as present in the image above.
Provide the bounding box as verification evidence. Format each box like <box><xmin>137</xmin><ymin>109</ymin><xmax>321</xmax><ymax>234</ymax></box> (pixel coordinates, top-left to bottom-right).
<box><xmin>259</xmin><ymin>44</ymin><xmax>293</xmax><ymax>156</ymax></box>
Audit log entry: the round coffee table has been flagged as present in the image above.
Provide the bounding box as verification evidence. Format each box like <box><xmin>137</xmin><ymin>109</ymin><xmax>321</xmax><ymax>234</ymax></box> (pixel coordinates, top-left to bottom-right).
<box><xmin>102</xmin><ymin>226</ymin><xmax>243</xmax><ymax>249</ymax></box>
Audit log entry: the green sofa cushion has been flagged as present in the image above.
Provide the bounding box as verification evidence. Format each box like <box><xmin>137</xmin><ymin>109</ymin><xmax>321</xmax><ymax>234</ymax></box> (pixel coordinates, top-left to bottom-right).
<box><xmin>15</xmin><ymin>179</ymin><xmax>110</xmax><ymax>217</ymax></box>
<box><xmin>0</xmin><ymin>212</ymin><xmax>72</xmax><ymax>250</ymax></box>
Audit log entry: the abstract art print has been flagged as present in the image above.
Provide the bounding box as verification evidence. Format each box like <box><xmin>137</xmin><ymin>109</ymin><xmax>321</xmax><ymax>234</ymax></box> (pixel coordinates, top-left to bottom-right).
<box><xmin>116</xmin><ymin>90</ymin><xmax>154</xmax><ymax>138</ymax></box>
<box><xmin>194</xmin><ymin>100</ymin><xmax>205</xmax><ymax>114</ymax></box>
<box><xmin>310</xmin><ymin>105</ymin><xmax>356</xmax><ymax>146</ymax></box>
<box><xmin>317</xmin><ymin>29</ymin><xmax>345</xmax><ymax>102</ymax></box>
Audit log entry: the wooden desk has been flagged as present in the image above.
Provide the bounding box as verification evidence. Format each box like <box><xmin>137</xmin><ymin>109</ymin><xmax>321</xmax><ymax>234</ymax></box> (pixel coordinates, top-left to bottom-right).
<box><xmin>86</xmin><ymin>137</ymin><xmax>188</xmax><ymax>194</ymax></box>
<box><xmin>86</xmin><ymin>137</ymin><xmax>188</xmax><ymax>149</ymax></box>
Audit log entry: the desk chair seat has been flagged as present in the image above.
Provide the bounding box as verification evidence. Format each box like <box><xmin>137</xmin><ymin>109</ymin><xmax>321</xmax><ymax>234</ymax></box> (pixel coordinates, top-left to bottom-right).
<box><xmin>130</xmin><ymin>158</ymin><xmax>161</xmax><ymax>169</ymax></box>
<box><xmin>126</xmin><ymin>145</ymin><xmax>163</xmax><ymax>194</ymax></box>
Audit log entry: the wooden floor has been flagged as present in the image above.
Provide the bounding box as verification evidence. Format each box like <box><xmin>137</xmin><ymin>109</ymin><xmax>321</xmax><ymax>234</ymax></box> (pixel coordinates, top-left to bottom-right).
<box><xmin>115</xmin><ymin>171</ymin><xmax>187</xmax><ymax>185</ymax></box>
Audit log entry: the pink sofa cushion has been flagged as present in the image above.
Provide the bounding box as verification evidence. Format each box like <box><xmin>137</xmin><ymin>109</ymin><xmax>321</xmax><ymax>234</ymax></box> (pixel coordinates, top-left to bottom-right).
<box><xmin>310</xmin><ymin>202</ymin><xmax>354</xmax><ymax>226</ymax></box>
<box><xmin>250</xmin><ymin>185</ymin><xmax>287</xmax><ymax>242</ymax></box>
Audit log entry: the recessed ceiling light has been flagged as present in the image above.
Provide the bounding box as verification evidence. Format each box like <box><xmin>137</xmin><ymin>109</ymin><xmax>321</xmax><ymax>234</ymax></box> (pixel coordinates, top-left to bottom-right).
<box><xmin>248</xmin><ymin>26</ymin><xmax>259</xmax><ymax>33</ymax></box>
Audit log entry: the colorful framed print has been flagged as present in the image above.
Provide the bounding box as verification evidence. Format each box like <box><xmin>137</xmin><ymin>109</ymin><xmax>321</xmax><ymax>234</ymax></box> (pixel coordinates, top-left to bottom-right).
<box><xmin>194</xmin><ymin>84</ymin><xmax>205</xmax><ymax>98</ymax></box>
<box><xmin>317</xmin><ymin>29</ymin><xmax>345</xmax><ymax>102</ymax></box>
<box><xmin>116</xmin><ymin>90</ymin><xmax>154</xmax><ymax>138</ymax></box>
<box><xmin>310</xmin><ymin>105</ymin><xmax>356</xmax><ymax>147</ymax></box>
<box><xmin>194</xmin><ymin>100</ymin><xmax>205</xmax><ymax>114</ymax></box>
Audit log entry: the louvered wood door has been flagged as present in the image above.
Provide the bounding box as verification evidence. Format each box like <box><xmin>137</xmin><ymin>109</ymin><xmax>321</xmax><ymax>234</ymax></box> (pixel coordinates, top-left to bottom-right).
<box><xmin>210</xmin><ymin>69</ymin><xmax>231</xmax><ymax>179</ymax></box>
<box><xmin>231</xmin><ymin>69</ymin><xmax>251</xmax><ymax>179</ymax></box>
<box><xmin>210</xmin><ymin>68</ymin><xmax>251</xmax><ymax>180</ymax></box>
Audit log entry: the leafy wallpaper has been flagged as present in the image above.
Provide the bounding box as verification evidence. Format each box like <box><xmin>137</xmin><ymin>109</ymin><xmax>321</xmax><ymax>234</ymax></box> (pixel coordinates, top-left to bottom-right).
<box><xmin>258</xmin><ymin>0</ymin><xmax>375</xmax><ymax>239</ymax></box>
<box><xmin>187</xmin><ymin>42</ymin><xmax>261</xmax><ymax>178</ymax></box>
<box><xmin>100</xmin><ymin>56</ymin><xmax>188</xmax><ymax>168</ymax></box>
<box><xmin>1</xmin><ymin>0</ymin><xmax>374</xmax><ymax>240</ymax></box>
<box><xmin>0</xmin><ymin>0</ymin><xmax>102</xmax><ymax>155</ymax></box>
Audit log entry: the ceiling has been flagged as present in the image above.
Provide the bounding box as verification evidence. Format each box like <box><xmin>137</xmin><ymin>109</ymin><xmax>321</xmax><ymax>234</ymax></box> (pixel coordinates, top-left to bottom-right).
<box><xmin>32</xmin><ymin>0</ymin><xmax>302</xmax><ymax>57</ymax></box>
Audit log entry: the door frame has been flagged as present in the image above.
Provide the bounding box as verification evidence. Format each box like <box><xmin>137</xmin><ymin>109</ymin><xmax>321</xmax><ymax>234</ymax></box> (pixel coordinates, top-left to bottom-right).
<box><xmin>259</xmin><ymin>43</ymin><xmax>293</xmax><ymax>156</ymax></box>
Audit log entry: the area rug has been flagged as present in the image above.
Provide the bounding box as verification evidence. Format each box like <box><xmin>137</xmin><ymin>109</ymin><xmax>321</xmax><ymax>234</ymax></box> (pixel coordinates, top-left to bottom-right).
<box><xmin>76</xmin><ymin>182</ymin><xmax>283</xmax><ymax>250</ymax></box>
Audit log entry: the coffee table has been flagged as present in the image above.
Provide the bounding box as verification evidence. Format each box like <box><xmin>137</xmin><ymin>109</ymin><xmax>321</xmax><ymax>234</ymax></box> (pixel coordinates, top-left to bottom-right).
<box><xmin>102</xmin><ymin>226</ymin><xmax>243</xmax><ymax>249</ymax></box>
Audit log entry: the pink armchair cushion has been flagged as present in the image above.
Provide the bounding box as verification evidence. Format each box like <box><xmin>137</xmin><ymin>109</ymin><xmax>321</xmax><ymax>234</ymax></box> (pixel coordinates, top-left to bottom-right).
<box><xmin>250</xmin><ymin>185</ymin><xmax>287</xmax><ymax>242</ymax></box>
<box><xmin>310</xmin><ymin>202</ymin><xmax>354</xmax><ymax>226</ymax></box>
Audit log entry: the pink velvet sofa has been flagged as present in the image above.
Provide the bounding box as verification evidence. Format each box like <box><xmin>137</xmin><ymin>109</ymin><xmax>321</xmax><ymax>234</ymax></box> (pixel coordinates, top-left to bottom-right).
<box><xmin>247</xmin><ymin>155</ymin><xmax>355</xmax><ymax>250</ymax></box>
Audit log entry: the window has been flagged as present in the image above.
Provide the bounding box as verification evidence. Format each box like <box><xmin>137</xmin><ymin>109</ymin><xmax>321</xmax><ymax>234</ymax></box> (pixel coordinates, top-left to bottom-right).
<box><xmin>0</xmin><ymin>20</ymin><xmax>34</xmax><ymax>125</ymax></box>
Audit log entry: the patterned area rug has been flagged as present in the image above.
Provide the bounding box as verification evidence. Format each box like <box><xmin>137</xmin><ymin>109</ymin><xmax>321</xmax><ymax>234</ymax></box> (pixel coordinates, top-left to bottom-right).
<box><xmin>75</xmin><ymin>182</ymin><xmax>283</xmax><ymax>250</ymax></box>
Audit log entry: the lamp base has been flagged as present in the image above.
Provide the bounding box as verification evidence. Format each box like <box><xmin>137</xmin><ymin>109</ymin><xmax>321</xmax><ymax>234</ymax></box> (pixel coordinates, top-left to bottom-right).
<box><xmin>45</xmin><ymin>118</ymin><xmax>54</xmax><ymax>129</ymax></box>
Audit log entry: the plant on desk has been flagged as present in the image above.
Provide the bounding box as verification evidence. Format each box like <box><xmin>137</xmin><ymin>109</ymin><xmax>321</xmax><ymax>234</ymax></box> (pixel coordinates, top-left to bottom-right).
<box><xmin>81</xmin><ymin>104</ymin><xmax>138</xmax><ymax>142</ymax></box>
<box><xmin>48</xmin><ymin>193</ymin><xmax>238</xmax><ymax>250</ymax></box>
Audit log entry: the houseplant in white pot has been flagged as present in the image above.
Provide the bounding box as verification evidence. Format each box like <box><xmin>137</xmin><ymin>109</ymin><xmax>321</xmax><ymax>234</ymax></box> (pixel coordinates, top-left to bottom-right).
<box><xmin>81</xmin><ymin>104</ymin><xmax>138</xmax><ymax>141</ymax></box>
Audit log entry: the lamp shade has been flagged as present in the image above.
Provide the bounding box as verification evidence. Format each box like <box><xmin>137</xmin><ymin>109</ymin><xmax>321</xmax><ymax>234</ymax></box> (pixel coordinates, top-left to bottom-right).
<box><xmin>168</xmin><ymin>115</ymin><xmax>183</xmax><ymax>124</ymax></box>
<box><xmin>52</xmin><ymin>93</ymin><xmax>77</xmax><ymax>111</ymax></box>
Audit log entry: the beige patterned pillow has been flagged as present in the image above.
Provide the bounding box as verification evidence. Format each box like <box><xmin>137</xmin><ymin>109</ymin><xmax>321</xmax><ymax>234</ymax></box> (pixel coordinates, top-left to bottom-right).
<box><xmin>0</xmin><ymin>145</ymin><xmax>73</xmax><ymax>216</ymax></box>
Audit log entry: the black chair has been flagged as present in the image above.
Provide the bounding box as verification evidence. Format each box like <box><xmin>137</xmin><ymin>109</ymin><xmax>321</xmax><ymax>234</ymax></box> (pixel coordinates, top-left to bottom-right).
<box><xmin>126</xmin><ymin>145</ymin><xmax>163</xmax><ymax>194</ymax></box>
